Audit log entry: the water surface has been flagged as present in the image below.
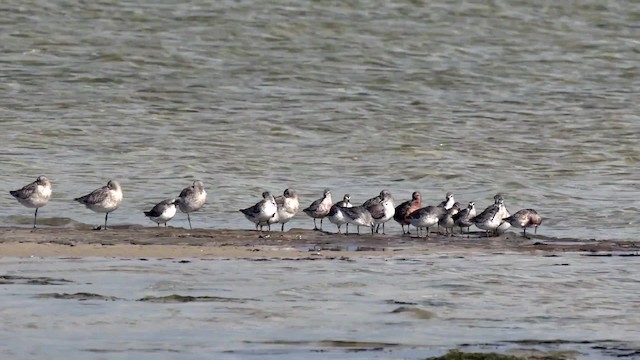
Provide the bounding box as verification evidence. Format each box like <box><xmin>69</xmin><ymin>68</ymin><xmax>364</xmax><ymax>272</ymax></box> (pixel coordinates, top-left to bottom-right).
<box><xmin>0</xmin><ymin>0</ymin><xmax>638</xmax><ymax>240</ymax></box>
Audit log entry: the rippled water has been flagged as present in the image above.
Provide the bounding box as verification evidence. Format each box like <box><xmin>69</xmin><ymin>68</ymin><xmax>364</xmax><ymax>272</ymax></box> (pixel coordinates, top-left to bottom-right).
<box><xmin>0</xmin><ymin>0</ymin><xmax>638</xmax><ymax>239</ymax></box>
<box><xmin>1</xmin><ymin>255</ymin><xmax>639</xmax><ymax>359</ymax></box>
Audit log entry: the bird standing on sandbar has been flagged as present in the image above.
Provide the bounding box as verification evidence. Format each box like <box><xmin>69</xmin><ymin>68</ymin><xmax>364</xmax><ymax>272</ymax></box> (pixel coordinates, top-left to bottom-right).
<box><xmin>502</xmin><ymin>209</ymin><xmax>542</xmax><ymax>238</ymax></box>
<box><xmin>341</xmin><ymin>205</ymin><xmax>375</xmax><ymax>235</ymax></box>
<box><xmin>394</xmin><ymin>191</ymin><xmax>421</xmax><ymax>235</ymax></box>
<box><xmin>144</xmin><ymin>198</ymin><xmax>178</xmax><ymax>227</ymax></box>
<box><xmin>10</xmin><ymin>175</ymin><xmax>52</xmax><ymax>229</ymax></box>
<box><xmin>240</xmin><ymin>191</ymin><xmax>277</xmax><ymax>234</ymax></box>
<box><xmin>176</xmin><ymin>180</ymin><xmax>207</xmax><ymax>230</ymax></box>
<box><xmin>408</xmin><ymin>205</ymin><xmax>446</xmax><ymax>238</ymax></box>
<box><xmin>327</xmin><ymin>194</ymin><xmax>353</xmax><ymax>234</ymax></box>
<box><xmin>269</xmin><ymin>188</ymin><xmax>300</xmax><ymax>232</ymax></box>
<box><xmin>74</xmin><ymin>180</ymin><xmax>123</xmax><ymax>230</ymax></box>
<box><xmin>471</xmin><ymin>197</ymin><xmax>506</xmax><ymax>237</ymax></box>
<box><xmin>365</xmin><ymin>190</ymin><xmax>395</xmax><ymax>234</ymax></box>
<box><xmin>302</xmin><ymin>189</ymin><xmax>332</xmax><ymax>231</ymax></box>
<box><xmin>453</xmin><ymin>201</ymin><xmax>476</xmax><ymax>236</ymax></box>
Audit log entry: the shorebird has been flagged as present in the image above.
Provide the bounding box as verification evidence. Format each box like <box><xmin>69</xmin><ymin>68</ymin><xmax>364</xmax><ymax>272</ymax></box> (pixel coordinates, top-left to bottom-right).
<box><xmin>240</xmin><ymin>191</ymin><xmax>277</xmax><ymax>233</ymax></box>
<box><xmin>327</xmin><ymin>194</ymin><xmax>353</xmax><ymax>234</ymax></box>
<box><xmin>471</xmin><ymin>197</ymin><xmax>506</xmax><ymax>237</ymax></box>
<box><xmin>341</xmin><ymin>205</ymin><xmax>375</xmax><ymax>235</ymax></box>
<box><xmin>366</xmin><ymin>190</ymin><xmax>395</xmax><ymax>234</ymax></box>
<box><xmin>494</xmin><ymin>194</ymin><xmax>511</xmax><ymax>234</ymax></box>
<box><xmin>176</xmin><ymin>180</ymin><xmax>207</xmax><ymax>230</ymax></box>
<box><xmin>453</xmin><ymin>201</ymin><xmax>476</xmax><ymax>236</ymax></box>
<box><xmin>438</xmin><ymin>192</ymin><xmax>455</xmax><ymax>210</ymax></box>
<box><xmin>302</xmin><ymin>189</ymin><xmax>332</xmax><ymax>231</ymax></box>
<box><xmin>74</xmin><ymin>180</ymin><xmax>123</xmax><ymax>230</ymax></box>
<box><xmin>439</xmin><ymin>202</ymin><xmax>461</xmax><ymax>236</ymax></box>
<box><xmin>408</xmin><ymin>205</ymin><xmax>446</xmax><ymax>237</ymax></box>
<box><xmin>269</xmin><ymin>188</ymin><xmax>300</xmax><ymax>231</ymax></box>
<box><xmin>10</xmin><ymin>175</ymin><xmax>52</xmax><ymax>228</ymax></box>
<box><xmin>502</xmin><ymin>209</ymin><xmax>542</xmax><ymax>238</ymax></box>
<box><xmin>394</xmin><ymin>191</ymin><xmax>422</xmax><ymax>235</ymax></box>
<box><xmin>144</xmin><ymin>198</ymin><xmax>178</xmax><ymax>227</ymax></box>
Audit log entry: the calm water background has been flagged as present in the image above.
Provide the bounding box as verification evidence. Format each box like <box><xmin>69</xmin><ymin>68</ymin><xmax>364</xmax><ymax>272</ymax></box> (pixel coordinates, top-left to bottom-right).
<box><xmin>0</xmin><ymin>0</ymin><xmax>638</xmax><ymax>239</ymax></box>
<box><xmin>1</xmin><ymin>255</ymin><xmax>639</xmax><ymax>359</ymax></box>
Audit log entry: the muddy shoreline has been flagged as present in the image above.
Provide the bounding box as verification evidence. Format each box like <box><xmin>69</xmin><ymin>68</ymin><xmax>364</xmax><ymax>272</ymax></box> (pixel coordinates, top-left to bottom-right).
<box><xmin>0</xmin><ymin>226</ymin><xmax>637</xmax><ymax>258</ymax></box>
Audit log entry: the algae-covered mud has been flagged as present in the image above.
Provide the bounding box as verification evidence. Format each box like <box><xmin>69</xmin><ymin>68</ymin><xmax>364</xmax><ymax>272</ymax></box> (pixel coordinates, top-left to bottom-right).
<box><xmin>0</xmin><ymin>226</ymin><xmax>638</xmax><ymax>258</ymax></box>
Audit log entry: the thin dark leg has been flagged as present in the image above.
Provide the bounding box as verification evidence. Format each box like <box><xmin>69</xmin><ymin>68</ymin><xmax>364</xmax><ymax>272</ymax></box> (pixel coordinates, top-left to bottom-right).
<box><xmin>346</xmin><ymin>223</ymin><xmax>349</xmax><ymax>234</ymax></box>
<box><xmin>281</xmin><ymin>223</ymin><xmax>285</xmax><ymax>232</ymax></box>
<box><xmin>313</xmin><ymin>218</ymin><xmax>318</xmax><ymax>230</ymax></box>
<box><xmin>104</xmin><ymin>212</ymin><xmax>109</xmax><ymax>230</ymax></box>
<box><xmin>187</xmin><ymin>213</ymin><xmax>193</xmax><ymax>230</ymax></box>
<box><xmin>320</xmin><ymin>218</ymin><xmax>323</xmax><ymax>230</ymax></box>
<box><xmin>381</xmin><ymin>223</ymin><xmax>385</xmax><ymax>235</ymax></box>
<box><xmin>523</xmin><ymin>227</ymin><xmax>527</xmax><ymax>238</ymax></box>
<box><xmin>267</xmin><ymin>223</ymin><xmax>271</xmax><ymax>231</ymax></box>
<box><xmin>357</xmin><ymin>226</ymin><xmax>360</xmax><ymax>235</ymax></box>
<box><xmin>337</xmin><ymin>224</ymin><xmax>341</xmax><ymax>234</ymax></box>
<box><xmin>33</xmin><ymin>208</ymin><xmax>38</xmax><ymax>229</ymax></box>
<box><xmin>371</xmin><ymin>226</ymin><xmax>374</xmax><ymax>235</ymax></box>
<box><xmin>157</xmin><ymin>223</ymin><xmax>160</xmax><ymax>228</ymax></box>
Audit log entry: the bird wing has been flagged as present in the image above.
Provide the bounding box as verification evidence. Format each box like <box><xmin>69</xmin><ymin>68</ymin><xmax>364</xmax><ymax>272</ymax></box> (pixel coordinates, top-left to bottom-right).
<box><xmin>75</xmin><ymin>186</ymin><xmax>109</xmax><ymax>204</ymax></box>
<box><xmin>10</xmin><ymin>180</ymin><xmax>38</xmax><ymax>199</ymax></box>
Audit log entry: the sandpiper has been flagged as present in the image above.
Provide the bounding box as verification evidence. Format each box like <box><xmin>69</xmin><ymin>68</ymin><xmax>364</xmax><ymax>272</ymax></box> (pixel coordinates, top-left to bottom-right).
<box><xmin>302</xmin><ymin>189</ymin><xmax>332</xmax><ymax>231</ymax></box>
<box><xmin>439</xmin><ymin>202</ymin><xmax>461</xmax><ymax>236</ymax></box>
<box><xmin>74</xmin><ymin>180</ymin><xmax>123</xmax><ymax>230</ymax></box>
<box><xmin>240</xmin><ymin>191</ymin><xmax>277</xmax><ymax>233</ymax></box>
<box><xmin>408</xmin><ymin>205</ymin><xmax>446</xmax><ymax>237</ymax></box>
<box><xmin>438</xmin><ymin>192</ymin><xmax>455</xmax><ymax>210</ymax></box>
<box><xmin>471</xmin><ymin>197</ymin><xmax>506</xmax><ymax>237</ymax></box>
<box><xmin>176</xmin><ymin>180</ymin><xmax>207</xmax><ymax>230</ymax></box>
<box><xmin>453</xmin><ymin>201</ymin><xmax>476</xmax><ymax>236</ymax></box>
<box><xmin>341</xmin><ymin>205</ymin><xmax>375</xmax><ymax>235</ymax></box>
<box><xmin>494</xmin><ymin>194</ymin><xmax>511</xmax><ymax>234</ymax></box>
<box><xmin>269</xmin><ymin>188</ymin><xmax>300</xmax><ymax>231</ymax></box>
<box><xmin>10</xmin><ymin>175</ymin><xmax>52</xmax><ymax>228</ymax></box>
<box><xmin>394</xmin><ymin>191</ymin><xmax>422</xmax><ymax>235</ymax></box>
<box><xmin>327</xmin><ymin>194</ymin><xmax>352</xmax><ymax>234</ymax></box>
<box><xmin>366</xmin><ymin>190</ymin><xmax>395</xmax><ymax>234</ymax></box>
<box><xmin>503</xmin><ymin>209</ymin><xmax>542</xmax><ymax>238</ymax></box>
<box><xmin>144</xmin><ymin>198</ymin><xmax>178</xmax><ymax>227</ymax></box>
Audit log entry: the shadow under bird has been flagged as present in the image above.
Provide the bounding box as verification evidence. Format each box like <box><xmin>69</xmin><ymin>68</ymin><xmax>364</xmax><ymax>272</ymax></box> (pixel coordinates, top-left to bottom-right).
<box><xmin>240</xmin><ymin>191</ymin><xmax>277</xmax><ymax>233</ymax></box>
<box><xmin>341</xmin><ymin>205</ymin><xmax>375</xmax><ymax>235</ymax></box>
<box><xmin>74</xmin><ymin>180</ymin><xmax>123</xmax><ymax>230</ymax></box>
<box><xmin>10</xmin><ymin>175</ymin><xmax>52</xmax><ymax>229</ymax></box>
<box><xmin>327</xmin><ymin>194</ymin><xmax>353</xmax><ymax>234</ymax></box>
<box><xmin>408</xmin><ymin>205</ymin><xmax>446</xmax><ymax>238</ymax></box>
<box><xmin>302</xmin><ymin>189</ymin><xmax>332</xmax><ymax>231</ymax></box>
<box><xmin>365</xmin><ymin>190</ymin><xmax>395</xmax><ymax>234</ymax></box>
<box><xmin>144</xmin><ymin>198</ymin><xmax>178</xmax><ymax>227</ymax></box>
<box><xmin>452</xmin><ymin>201</ymin><xmax>476</xmax><ymax>236</ymax></box>
<box><xmin>176</xmin><ymin>180</ymin><xmax>207</xmax><ymax>230</ymax></box>
<box><xmin>502</xmin><ymin>209</ymin><xmax>542</xmax><ymax>238</ymax></box>
<box><xmin>268</xmin><ymin>188</ymin><xmax>300</xmax><ymax>232</ymax></box>
<box><xmin>394</xmin><ymin>191</ymin><xmax>421</xmax><ymax>235</ymax></box>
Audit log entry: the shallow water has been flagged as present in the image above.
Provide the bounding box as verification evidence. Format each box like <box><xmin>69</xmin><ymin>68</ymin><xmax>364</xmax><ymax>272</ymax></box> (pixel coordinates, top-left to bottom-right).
<box><xmin>1</xmin><ymin>254</ymin><xmax>639</xmax><ymax>359</ymax></box>
<box><xmin>0</xmin><ymin>0</ymin><xmax>638</xmax><ymax>239</ymax></box>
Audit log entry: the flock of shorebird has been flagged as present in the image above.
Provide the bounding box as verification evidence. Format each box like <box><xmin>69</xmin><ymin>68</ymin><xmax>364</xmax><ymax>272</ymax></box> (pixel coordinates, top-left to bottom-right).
<box><xmin>9</xmin><ymin>176</ymin><xmax>542</xmax><ymax>238</ymax></box>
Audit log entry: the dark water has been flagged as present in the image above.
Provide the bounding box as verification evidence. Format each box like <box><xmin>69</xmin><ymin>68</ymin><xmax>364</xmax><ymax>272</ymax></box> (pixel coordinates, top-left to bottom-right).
<box><xmin>1</xmin><ymin>255</ymin><xmax>639</xmax><ymax>359</ymax></box>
